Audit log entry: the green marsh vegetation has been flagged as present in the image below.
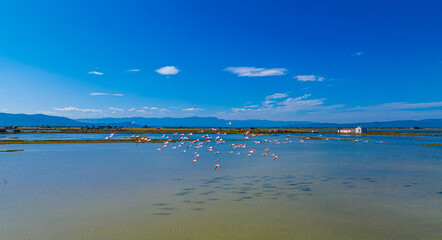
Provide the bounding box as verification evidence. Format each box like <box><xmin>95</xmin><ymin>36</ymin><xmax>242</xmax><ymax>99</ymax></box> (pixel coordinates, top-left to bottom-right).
<box><xmin>0</xmin><ymin>149</ymin><xmax>24</xmax><ymax>152</ymax></box>
<box><xmin>416</xmin><ymin>143</ymin><xmax>442</xmax><ymax>146</ymax></box>
<box><xmin>2</xmin><ymin>127</ymin><xmax>441</xmax><ymax>137</ymax></box>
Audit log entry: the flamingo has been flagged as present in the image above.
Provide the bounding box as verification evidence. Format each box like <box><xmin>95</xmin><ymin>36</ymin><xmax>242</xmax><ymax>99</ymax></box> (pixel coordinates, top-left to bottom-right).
<box><xmin>103</xmin><ymin>131</ymin><xmax>117</xmax><ymax>140</ymax></box>
<box><xmin>214</xmin><ymin>164</ymin><xmax>220</xmax><ymax>170</ymax></box>
<box><xmin>227</xmin><ymin>121</ymin><xmax>232</xmax><ymax>125</ymax></box>
<box><xmin>192</xmin><ymin>159</ymin><xmax>198</xmax><ymax>164</ymax></box>
<box><xmin>273</xmin><ymin>155</ymin><xmax>279</xmax><ymax>160</ymax></box>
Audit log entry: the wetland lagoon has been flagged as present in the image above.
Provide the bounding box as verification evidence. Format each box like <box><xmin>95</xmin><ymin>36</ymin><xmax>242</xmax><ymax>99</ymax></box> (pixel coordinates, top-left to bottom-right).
<box><xmin>0</xmin><ymin>132</ymin><xmax>441</xmax><ymax>239</ymax></box>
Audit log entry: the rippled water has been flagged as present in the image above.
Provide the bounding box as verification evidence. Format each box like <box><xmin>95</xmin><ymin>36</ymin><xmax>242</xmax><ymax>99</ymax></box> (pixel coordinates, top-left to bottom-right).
<box><xmin>0</xmin><ymin>134</ymin><xmax>441</xmax><ymax>239</ymax></box>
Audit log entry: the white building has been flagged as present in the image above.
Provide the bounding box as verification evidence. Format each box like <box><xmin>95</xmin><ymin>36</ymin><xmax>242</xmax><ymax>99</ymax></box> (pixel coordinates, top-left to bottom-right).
<box><xmin>338</xmin><ymin>126</ymin><xmax>367</xmax><ymax>134</ymax></box>
<box><xmin>338</xmin><ymin>128</ymin><xmax>355</xmax><ymax>134</ymax></box>
<box><xmin>355</xmin><ymin>126</ymin><xmax>367</xmax><ymax>134</ymax></box>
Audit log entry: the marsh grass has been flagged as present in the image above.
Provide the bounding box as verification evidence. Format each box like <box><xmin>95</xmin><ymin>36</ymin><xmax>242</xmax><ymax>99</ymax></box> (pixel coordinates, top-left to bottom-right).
<box><xmin>0</xmin><ymin>149</ymin><xmax>24</xmax><ymax>152</ymax></box>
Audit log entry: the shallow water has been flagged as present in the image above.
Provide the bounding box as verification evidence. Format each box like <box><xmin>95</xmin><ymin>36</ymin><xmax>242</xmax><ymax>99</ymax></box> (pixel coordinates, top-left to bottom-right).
<box><xmin>0</xmin><ymin>134</ymin><xmax>441</xmax><ymax>239</ymax></box>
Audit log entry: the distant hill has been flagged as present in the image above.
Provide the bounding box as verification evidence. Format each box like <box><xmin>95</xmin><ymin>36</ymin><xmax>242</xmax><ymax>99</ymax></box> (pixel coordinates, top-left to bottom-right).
<box><xmin>1</xmin><ymin>112</ymin><xmax>442</xmax><ymax>128</ymax></box>
<box><xmin>0</xmin><ymin>113</ymin><xmax>84</xmax><ymax>127</ymax></box>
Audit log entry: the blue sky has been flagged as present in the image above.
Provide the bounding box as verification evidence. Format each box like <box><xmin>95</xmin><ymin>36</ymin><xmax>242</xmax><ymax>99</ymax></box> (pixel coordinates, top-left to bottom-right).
<box><xmin>0</xmin><ymin>0</ymin><xmax>441</xmax><ymax>122</ymax></box>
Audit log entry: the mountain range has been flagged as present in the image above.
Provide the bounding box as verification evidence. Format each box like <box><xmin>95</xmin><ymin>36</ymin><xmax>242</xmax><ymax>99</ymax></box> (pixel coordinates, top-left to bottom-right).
<box><xmin>1</xmin><ymin>112</ymin><xmax>442</xmax><ymax>128</ymax></box>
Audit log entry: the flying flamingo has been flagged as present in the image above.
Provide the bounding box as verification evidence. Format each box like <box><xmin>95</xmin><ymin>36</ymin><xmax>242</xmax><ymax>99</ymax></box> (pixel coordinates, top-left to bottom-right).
<box><xmin>214</xmin><ymin>164</ymin><xmax>221</xmax><ymax>170</ymax></box>
<box><xmin>103</xmin><ymin>131</ymin><xmax>117</xmax><ymax>140</ymax></box>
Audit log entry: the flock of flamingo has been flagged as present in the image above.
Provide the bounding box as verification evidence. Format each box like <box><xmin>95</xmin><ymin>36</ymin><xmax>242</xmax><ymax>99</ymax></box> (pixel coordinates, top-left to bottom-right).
<box><xmin>102</xmin><ymin>121</ymin><xmax>385</xmax><ymax>171</ymax></box>
<box><xmin>103</xmin><ymin>121</ymin><xmax>285</xmax><ymax>170</ymax></box>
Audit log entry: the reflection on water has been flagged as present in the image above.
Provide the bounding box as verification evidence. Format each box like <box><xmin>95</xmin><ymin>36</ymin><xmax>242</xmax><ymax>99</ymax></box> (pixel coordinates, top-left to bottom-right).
<box><xmin>0</xmin><ymin>134</ymin><xmax>441</xmax><ymax>239</ymax></box>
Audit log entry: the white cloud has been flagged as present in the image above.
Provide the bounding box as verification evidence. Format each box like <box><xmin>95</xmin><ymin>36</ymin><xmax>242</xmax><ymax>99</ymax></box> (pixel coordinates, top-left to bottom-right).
<box><xmin>182</xmin><ymin>108</ymin><xmax>205</xmax><ymax>111</ymax></box>
<box><xmin>225</xmin><ymin>67</ymin><xmax>287</xmax><ymax>77</ymax></box>
<box><xmin>0</xmin><ymin>108</ymin><xmax>7</xmax><ymax>112</ymax></box>
<box><xmin>108</xmin><ymin>107</ymin><xmax>124</xmax><ymax>111</ymax></box>
<box><xmin>160</xmin><ymin>108</ymin><xmax>169</xmax><ymax>112</ymax></box>
<box><xmin>143</xmin><ymin>106</ymin><xmax>160</xmax><ymax>110</ymax></box>
<box><xmin>37</xmin><ymin>110</ymin><xmax>56</xmax><ymax>115</ymax></box>
<box><xmin>127</xmin><ymin>108</ymin><xmax>146</xmax><ymax>113</ymax></box>
<box><xmin>295</xmin><ymin>75</ymin><xmax>325</xmax><ymax>82</ymax></box>
<box><xmin>278</xmin><ymin>94</ymin><xmax>312</xmax><ymax>105</ymax></box>
<box><xmin>216</xmin><ymin>91</ymin><xmax>442</xmax><ymax>122</ymax></box>
<box><xmin>216</xmin><ymin>93</ymin><xmax>333</xmax><ymax>121</ymax></box>
<box><xmin>88</xmin><ymin>71</ymin><xmax>103</xmax><ymax>75</ymax></box>
<box><xmin>352</xmin><ymin>51</ymin><xmax>365</xmax><ymax>56</ymax></box>
<box><xmin>156</xmin><ymin>66</ymin><xmax>179</xmax><ymax>75</ymax></box>
<box><xmin>90</xmin><ymin>92</ymin><xmax>124</xmax><ymax>96</ymax></box>
<box><xmin>128</xmin><ymin>69</ymin><xmax>140</xmax><ymax>72</ymax></box>
<box><xmin>54</xmin><ymin>107</ymin><xmax>102</xmax><ymax>113</ymax></box>
<box><xmin>266</xmin><ymin>93</ymin><xmax>288</xmax><ymax>100</ymax></box>
<box><xmin>349</xmin><ymin>101</ymin><xmax>442</xmax><ymax>111</ymax></box>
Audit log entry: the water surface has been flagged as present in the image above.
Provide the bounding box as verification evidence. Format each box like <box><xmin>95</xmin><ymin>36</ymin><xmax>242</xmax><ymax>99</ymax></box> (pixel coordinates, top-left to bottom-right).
<box><xmin>1</xmin><ymin>134</ymin><xmax>441</xmax><ymax>239</ymax></box>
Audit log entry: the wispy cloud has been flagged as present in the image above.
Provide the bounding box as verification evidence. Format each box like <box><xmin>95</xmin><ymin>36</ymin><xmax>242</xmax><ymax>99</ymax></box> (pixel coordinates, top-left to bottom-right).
<box><xmin>216</xmin><ymin>92</ymin><xmax>442</xmax><ymax>122</ymax></box>
<box><xmin>128</xmin><ymin>69</ymin><xmax>140</xmax><ymax>72</ymax></box>
<box><xmin>54</xmin><ymin>107</ymin><xmax>102</xmax><ymax>113</ymax></box>
<box><xmin>349</xmin><ymin>101</ymin><xmax>442</xmax><ymax>111</ymax></box>
<box><xmin>183</xmin><ymin>108</ymin><xmax>205</xmax><ymax>111</ymax></box>
<box><xmin>37</xmin><ymin>110</ymin><xmax>56</xmax><ymax>115</ymax></box>
<box><xmin>352</xmin><ymin>51</ymin><xmax>365</xmax><ymax>56</ymax></box>
<box><xmin>143</xmin><ymin>106</ymin><xmax>160</xmax><ymax>110</ymax></box>
<box><xmin>128</xmin><ymin>108</ymin><xmax>145</xmax><ymax>113</ymax></box>
<box><xmin>295</xmin><ymin>75</ymin><xmax>325</xmax><ymax>82</ymax></box>
<box><xmin>156</xmin><ymin>66</ymin><xmax>180</xmax><ymax>75</ymax></box>
<box><xmin>225</xmin><ymin>67</ymin><xmax>287</xmax><ymax>77</ymax></box>
<box><xmin>108</xmin><ymin>107</ymin><xmax>124</xmax><ymax>111</ymax></box>
<box><xmin>88</xmin><ymin>71</ymin><xmax>103</xmax><ymax>75</ymax></box>
<box><xmin>90</xmin><ymin>92</ymin><xmax>124</xmax><ymax>96</ymax></box>
<box><xmin>266</xmin><ymin>93</ymin><xmax>288</xmax><ymax>100</ymax></box>
<box><xmin>0</xmin><ymin>108</ymin><xmax>8</xmax><ymax>112</ymax></box>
